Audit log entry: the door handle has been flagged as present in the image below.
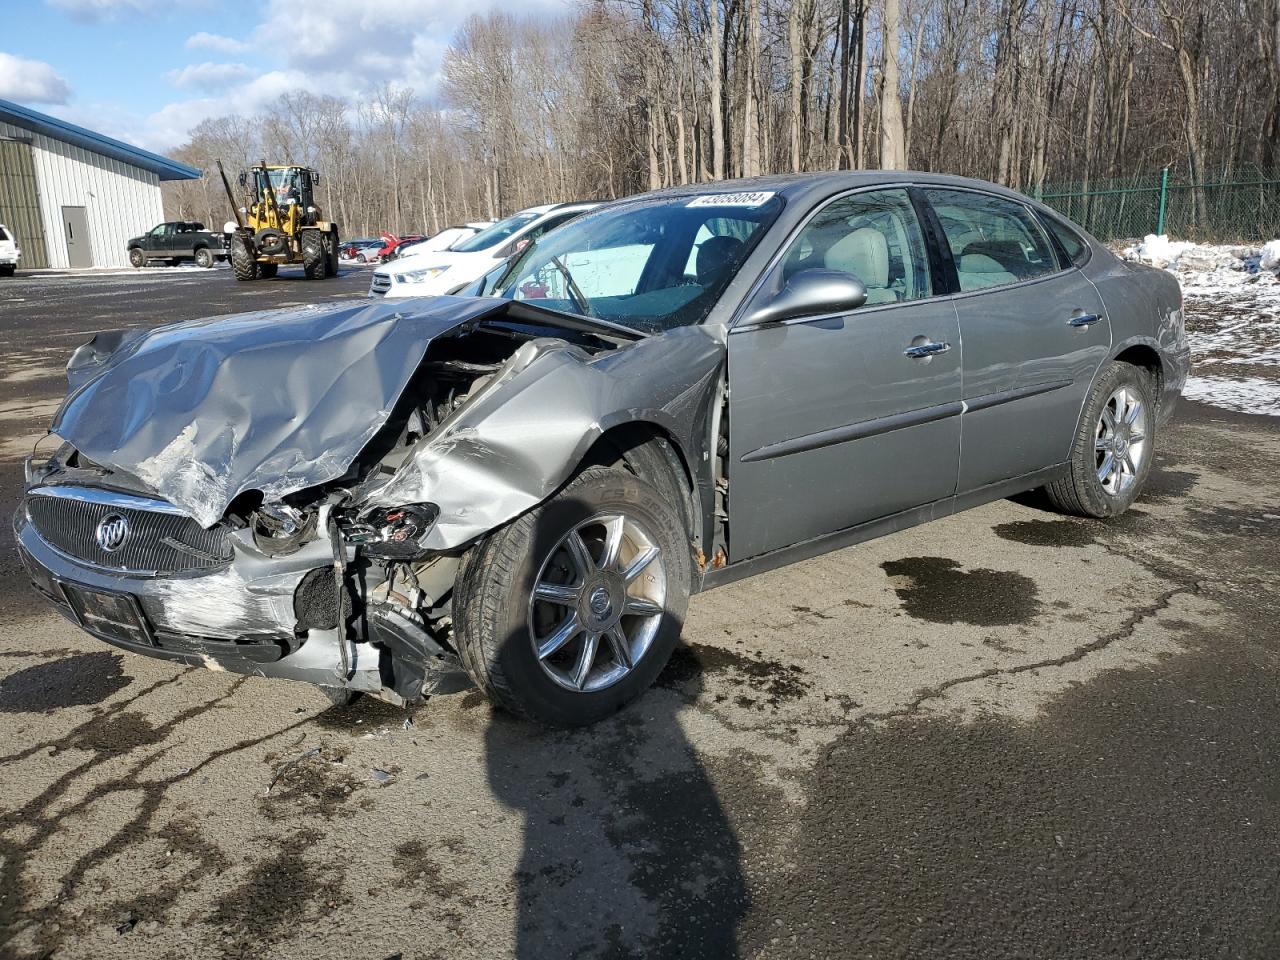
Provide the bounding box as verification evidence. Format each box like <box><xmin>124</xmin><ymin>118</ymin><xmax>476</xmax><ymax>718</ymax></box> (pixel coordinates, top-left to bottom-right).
<box><xmin>904</xmin><ymin>341</ymin><xmax>951</xmax><ymax>359</ymax></box>
<box><xmin>1068</xmin><ymin>313</ymin><xmax>1102</xmax><ymax>327</ymax></box>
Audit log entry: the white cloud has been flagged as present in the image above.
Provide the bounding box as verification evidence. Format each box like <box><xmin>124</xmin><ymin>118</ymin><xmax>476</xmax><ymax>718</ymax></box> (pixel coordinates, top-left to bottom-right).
<box><xmin>252</xmin><ymin>0</ymin><xmax>575</xmax><ymax>95</ymax></box>
<box><xmin>47</xmin><ymin>0</ymin><xmax>162</xmax><ymax>21</ymax></box>
<box><xmin>185</xmin><ymin>32</ymin><xmax>250</xmax><ymax>54</ymax></box>
<box><xmin>0</xmin><ymin>52</ymin><xmax>73</xmax><ymax>104</ymax></box>
<box><xmin>167</xmin><ymin>62</ymin><xmax>255</xmax><ymax>89</ymax></box>
<box><xmin>39</xmin><ymin>0</ymin><xmax>577</xmax><ymax>151</ymax></box>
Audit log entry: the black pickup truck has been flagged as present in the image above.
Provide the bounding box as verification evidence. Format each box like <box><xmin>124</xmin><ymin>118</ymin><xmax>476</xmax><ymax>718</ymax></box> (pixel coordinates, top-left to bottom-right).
<box><xmin>127</xmin><ymin>221</ymin><xmax>227</xmax><ymax>268</ymax></box>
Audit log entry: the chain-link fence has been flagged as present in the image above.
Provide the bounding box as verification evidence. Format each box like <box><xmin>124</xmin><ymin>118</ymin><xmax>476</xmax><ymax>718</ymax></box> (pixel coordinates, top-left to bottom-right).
<box><xmin>1035</xmin><ymin>168</ymin><xmax>1280</xmax><ymax>243</ymax></box>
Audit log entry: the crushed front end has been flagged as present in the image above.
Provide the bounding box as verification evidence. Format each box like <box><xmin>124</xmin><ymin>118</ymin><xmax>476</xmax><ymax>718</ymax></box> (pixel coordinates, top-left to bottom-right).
<box><xmin>14</xmin><ymin>446</ymin><xmax>461</xmax><ymax>702</ymax></box>
<box><xmin>13</xmin><ymin>295</ymin><xmax>665</xmax><ymax>705</ymax></box>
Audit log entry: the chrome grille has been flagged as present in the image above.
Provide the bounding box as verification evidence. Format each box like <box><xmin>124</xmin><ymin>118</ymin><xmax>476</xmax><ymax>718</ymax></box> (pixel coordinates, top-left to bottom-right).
<box><xmin>25</xmin><ymin>486</ymin><xmax>233</xmax><ymax>574</ymax></box>
<box><xmin>370</xmin><ymin>272</ymin><xmax>391</xmax><ymax>294</ymax></box>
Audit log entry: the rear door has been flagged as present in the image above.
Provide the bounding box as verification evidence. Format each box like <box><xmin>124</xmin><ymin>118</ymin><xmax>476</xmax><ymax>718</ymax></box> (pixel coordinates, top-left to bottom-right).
<box><xmin>726</xmin><ymin>187</ymin><xmax>962</xmax><ymax>561</ymax></box>
<box><xmin>921</xmin><ymin>188</ymin><xmax>1111</xmax><ymax>492</ymax></box>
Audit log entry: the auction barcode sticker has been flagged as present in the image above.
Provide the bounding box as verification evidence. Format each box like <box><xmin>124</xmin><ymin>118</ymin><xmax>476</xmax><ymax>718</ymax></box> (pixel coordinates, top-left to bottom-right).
<box><xmin>687</xmin><ymin>191</ymin><xmax>775</xmax><ymax>208</ymax></box>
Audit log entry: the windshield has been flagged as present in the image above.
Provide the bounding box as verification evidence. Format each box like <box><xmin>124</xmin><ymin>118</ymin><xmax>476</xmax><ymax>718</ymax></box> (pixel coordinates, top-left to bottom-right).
<box><xmin>255</xmin><ymin>168</ymin><xmax>301</xmax><ymax>205</ymax></box>
<box><xmin>451</xmin><ymin>212</ymin><xmax>540</xmax><ymax>253</ymax></box>
<box><xmin>492</xmin><ymin>193</ymin><xmax>784</xmax><ymax>333</ymax></box>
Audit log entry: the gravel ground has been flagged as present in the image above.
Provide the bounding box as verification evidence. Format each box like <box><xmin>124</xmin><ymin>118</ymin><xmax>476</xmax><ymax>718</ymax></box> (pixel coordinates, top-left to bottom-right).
<box><xmin>0</xmin><ymin>266</ymin><xmax>1278</xmax><ymax>960</ymax></box>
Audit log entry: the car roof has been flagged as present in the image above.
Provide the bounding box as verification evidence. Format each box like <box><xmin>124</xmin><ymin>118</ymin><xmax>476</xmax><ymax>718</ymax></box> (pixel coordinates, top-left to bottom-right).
<box><xmin>514</xmin><ymin>201</ymin><xmax>600</xmax><ymax>217</ymax></box>
<box><xmin>633</xmin><ymin>170</ymin><xmax>1035</xmax><ymax>208</ymax></box>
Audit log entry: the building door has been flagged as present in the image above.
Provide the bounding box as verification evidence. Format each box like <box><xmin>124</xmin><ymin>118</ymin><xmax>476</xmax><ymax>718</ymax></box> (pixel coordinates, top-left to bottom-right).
<box><xmin>61</xmin><ymin>205</ymin><xmax>92</xmax><ymax>268</ymax></box>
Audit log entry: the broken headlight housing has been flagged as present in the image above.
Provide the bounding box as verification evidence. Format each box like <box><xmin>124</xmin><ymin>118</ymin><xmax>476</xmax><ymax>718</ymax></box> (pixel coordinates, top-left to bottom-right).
<box><xmin>252</xmin><ymin>502</ymin><xmax>317</xmax><ymax>555</ymax></box>
<box><xmin>340</xmin><ymin>503</ymin><xmax>440</xmax><ymax>560</ymax></box>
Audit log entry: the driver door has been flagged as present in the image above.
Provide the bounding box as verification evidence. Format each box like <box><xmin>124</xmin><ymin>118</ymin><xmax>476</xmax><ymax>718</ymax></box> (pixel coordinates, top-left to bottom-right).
<box><xmin>726</xmin><ymin>188</ymin><xmax>962</xmax><ymax>561</ymax></box>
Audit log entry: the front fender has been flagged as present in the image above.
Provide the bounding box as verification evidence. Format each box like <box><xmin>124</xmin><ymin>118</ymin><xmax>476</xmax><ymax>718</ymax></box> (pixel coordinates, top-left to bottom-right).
<box><xmin>362</xmin><ymin>325</ymin><xmax>725</xmax><ymax>551</ymax></box>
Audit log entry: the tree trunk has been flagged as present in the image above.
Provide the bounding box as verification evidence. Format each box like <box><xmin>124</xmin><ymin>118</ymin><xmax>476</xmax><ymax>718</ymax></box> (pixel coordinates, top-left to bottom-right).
<box><xmin>709</xmin><ymin>0</ymin><xmax>726</xmax><ymax>179</ymax></box>
<box><xmin>880</xmin><ymin>0</ymin><xmax>908</xmax><ymax>169</ymax></box>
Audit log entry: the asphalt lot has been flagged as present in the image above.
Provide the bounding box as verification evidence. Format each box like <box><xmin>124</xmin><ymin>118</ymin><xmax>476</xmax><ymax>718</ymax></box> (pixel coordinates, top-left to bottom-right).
<box><xmin>1</xmin><ymin>264</ymin><xmax>1278</xmax><ymax>960</ymax></box>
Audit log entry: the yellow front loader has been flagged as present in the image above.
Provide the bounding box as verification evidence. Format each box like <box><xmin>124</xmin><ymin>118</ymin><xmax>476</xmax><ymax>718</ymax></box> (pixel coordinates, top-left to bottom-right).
<box><xmin>217</xmin><ymin>159</ymin><xmax>340</xmax><ymax>281</ymax></box>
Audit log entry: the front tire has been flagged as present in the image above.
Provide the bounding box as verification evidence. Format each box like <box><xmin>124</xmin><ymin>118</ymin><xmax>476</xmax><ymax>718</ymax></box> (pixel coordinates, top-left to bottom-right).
<box><xmin>0</xmin><ymin>264</ymin><xmax>16</xmax><ymax>277</ymax></box>
<box><xmin>453</xmin><ymin>466</ymin><xmax>691</xmax><ymax>727</ymax></box>
<box><xmin>1044</xmin><ymin>361</ymin><xmax>1156</xmax><ymax>518</ymax></box>
<box><xmin>231</xmin><ymin>235</ymin><xmax>259</xmax><ymax>281</ymax></box>
<box><xmin>128</xmin><ymin>247</ymin><xmax>145</xmax><ymax>268</ymax></box>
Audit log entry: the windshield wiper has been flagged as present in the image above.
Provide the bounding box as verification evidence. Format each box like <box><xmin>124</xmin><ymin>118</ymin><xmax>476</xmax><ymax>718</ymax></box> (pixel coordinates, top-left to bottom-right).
<box><xmin>504</xmin><ymin>301</ymin><xmax>647</xmax><ymax>344</ymax></box>
<box><xmin>549</xmin><ymin>256</ymin><xmax>596</xmax><ymax>318</ymax></box>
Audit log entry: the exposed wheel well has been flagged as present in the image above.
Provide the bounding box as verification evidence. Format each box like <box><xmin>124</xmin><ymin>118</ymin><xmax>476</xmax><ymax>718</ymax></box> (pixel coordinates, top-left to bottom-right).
<box><xmin>587</xmin><ymin>422</ymin><xmax>701</xmax><ymax>557</ymax></box>
<box><xmin>1113</xmin><ymin>344</ymin><xmax>1164</xmax><ymax>412</ymax></box>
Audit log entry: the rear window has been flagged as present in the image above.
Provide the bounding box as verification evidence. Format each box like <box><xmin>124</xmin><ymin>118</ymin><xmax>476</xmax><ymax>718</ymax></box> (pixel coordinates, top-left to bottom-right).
<box><xmin>1041</xmin><ymin>213</ymin><xmax>1090</xmax><ymax>267</ymax></box>
<box><xmin>0</xmin><ymin>226</ymin><xmax>11</xmax><ymax>242</ymax></box>
<box><xmin>925</xmin><ymin>189</ymin><xmax>1058</xmax><ymax>292</ymax></box>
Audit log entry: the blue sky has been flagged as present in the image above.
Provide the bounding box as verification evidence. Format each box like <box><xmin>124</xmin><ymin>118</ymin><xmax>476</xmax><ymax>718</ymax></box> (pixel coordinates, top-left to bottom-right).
<box><xmin>0</xmin><ymin>0</ymin><xmax>572</xmax><ymax>152</ymax></box>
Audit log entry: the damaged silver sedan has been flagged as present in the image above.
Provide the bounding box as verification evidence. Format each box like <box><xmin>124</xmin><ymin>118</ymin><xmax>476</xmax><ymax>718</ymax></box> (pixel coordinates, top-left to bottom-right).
<box><xmin>14</xmin><ymin>173</ymin><xmax>1189</xmax><ymax>726</ymax></box>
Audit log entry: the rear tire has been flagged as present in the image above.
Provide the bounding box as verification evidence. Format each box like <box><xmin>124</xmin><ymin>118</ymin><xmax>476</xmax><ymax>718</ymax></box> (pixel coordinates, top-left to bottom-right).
<box><xmin>231</xmin><ymin>235</ymin><xmax>259</xmax><ymax>281</ymax></box>
<box><xmin>259</xmin><ymin>263</ymin><xmax>279</xmax><ymax>279</ymax></box>
<box><xmin>453</xmin><ymin>466</ymin><xmax>691</xmax><ymax>727</ymax></box>
<box><xmin>302</xmin><ymin>231</ymin><xmax>325</xmax><ymax>280</ymax></box>
<box><xmin>194</xmin><ymin>246</ymin><xmax>214</xmax><ymax>268</ymax></box>
<box><xmin>323</xmin><ymin>232</ymin><xmax>339</xmax><ymax>277</ymax></box>
<box><xmin>128</xmin><ymin>247</ymin><xmax>145</xmax><ymax>268</ymax></box>
<box><xmin>1</xmin><ymin>264</ymin><xmax>17</xmax><ymax>277</ymax></box>
<box><xmin>1043</xmin><ymin>361</ymin><xmax>1156</xmax><ymax>518</ymax></box>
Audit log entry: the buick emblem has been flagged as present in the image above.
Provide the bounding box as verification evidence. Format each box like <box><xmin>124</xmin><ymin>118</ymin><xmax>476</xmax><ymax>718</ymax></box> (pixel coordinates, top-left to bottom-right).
<box><xmin>95</xmin><ymin>513</ymin><xmax>130</xmax><ymax>552</ymax></box>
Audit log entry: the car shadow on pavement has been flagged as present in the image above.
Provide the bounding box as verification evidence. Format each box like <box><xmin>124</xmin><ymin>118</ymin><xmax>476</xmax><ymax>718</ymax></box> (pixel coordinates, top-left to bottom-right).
<box><xmin>483</xmin><ymin>658</ymin><xmax>748</xmax><ymax>959</ymax></box>
<box><xmin>481</xmin><ymin>492</ymin><xmax>748</xmax><ymax>958</ymax></box>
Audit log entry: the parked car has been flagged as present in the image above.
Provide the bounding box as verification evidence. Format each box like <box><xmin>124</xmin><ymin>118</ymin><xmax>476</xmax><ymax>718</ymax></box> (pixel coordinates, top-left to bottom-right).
<box><xmin>127</xmin><ymin>222</ymin><xmax>227</xmax><ymax>268</ymax></box>
<box><xmin>371</xmin><ymin>203</ymin><xmax>597</xmax><ymax>297</ymax></box>
<box><xmin>0</xmin><ymin>224</ymin><xmax>19</xmax><ymax>276</ymax></box>
<box><xmin>16</xmin><ymin>172</ymin><xmax>1188</xmax><ymax>726</ymax></box>
<box><xmin>388</xmin><ymin>222</ymin><xmax>495</xmax><ymax>261</ymax></box>
<box><xmin>340</xmin><ymin>239</ymin><xmax>382</xmax><ymax>261</ymax></box>
<box><xmin>370</xmin><ymin>234</ymin><xmax>424</xmax><ymax>263</ymax></box>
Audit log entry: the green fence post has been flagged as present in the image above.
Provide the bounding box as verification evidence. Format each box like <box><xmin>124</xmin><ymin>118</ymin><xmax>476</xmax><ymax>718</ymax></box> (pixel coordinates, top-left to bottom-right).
<box><xmin>1156</xmin><ymin>166</ymin><xmax>1170</xmax><ymax>235</ymax></box>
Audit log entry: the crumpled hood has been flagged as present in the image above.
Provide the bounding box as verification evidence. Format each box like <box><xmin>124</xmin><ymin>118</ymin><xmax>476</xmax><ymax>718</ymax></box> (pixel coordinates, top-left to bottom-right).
<box><xmin>52</xmin><ymin>296</ymin><xmax>511</xmax><ymax>527</ymax></box>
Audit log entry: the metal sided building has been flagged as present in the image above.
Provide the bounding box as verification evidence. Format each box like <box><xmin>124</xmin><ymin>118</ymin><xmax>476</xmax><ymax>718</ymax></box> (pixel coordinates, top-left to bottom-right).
<box><xmin>0</xmin><ymin>98</ymin><xmax>201</xmax><ymax>269</ymax></box>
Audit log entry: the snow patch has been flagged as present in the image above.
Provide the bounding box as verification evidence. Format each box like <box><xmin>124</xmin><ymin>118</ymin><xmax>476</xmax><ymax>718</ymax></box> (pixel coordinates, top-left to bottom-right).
<box><xmin>1128</xmin><ymin>235</ymin><xmax>1280</xmax><ymax>417</ymax></box>
<box><xmin>1262</xmin><ymin>239</ymin><xmax>1280</xmax><ymax>273</ymax></box>
<box><xmin>1182</xmin><ymin>375</ymin><xmax>1280</xmax><ymax>417</ymax></box>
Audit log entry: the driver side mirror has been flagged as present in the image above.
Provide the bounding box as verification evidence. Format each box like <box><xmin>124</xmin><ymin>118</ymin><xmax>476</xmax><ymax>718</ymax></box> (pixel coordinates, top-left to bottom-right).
<box><xmin>743</xmin><ymin>269</ymin><xmax>868</xmax><ymax>327</ymax></box>
<box><xmin>237</xmin><ymin>172</ymin><xmax>247</xmax><ymax>187</ymax></box>
<box><xmin>311</xmin><ymin>171</ymin><xmax>321</xmax><ymax>184</ymax></box>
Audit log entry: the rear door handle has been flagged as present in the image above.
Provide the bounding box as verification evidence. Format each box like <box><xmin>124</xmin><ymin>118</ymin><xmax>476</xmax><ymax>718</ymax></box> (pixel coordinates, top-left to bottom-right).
<box><xmin>1068</xmin><ymin>313</ymin><xmax>1102</xmax><ymax>327</ymax></box>
<box><xmin>904</xmin><ymin>341</ymin><xmax>951</xmax><ymax>359</ymax></box>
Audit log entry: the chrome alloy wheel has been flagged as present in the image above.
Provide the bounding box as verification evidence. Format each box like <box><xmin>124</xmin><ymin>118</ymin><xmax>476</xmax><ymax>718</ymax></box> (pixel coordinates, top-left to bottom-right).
<box><xmin>1095</xmin><ymin>384</ymin><xmax>1148</xmax><ymax>496</ymax></box>
<box><xmin>527</xmin><ymin>514</ymin><xmax>666</xmax><ymax>693</ymax></box>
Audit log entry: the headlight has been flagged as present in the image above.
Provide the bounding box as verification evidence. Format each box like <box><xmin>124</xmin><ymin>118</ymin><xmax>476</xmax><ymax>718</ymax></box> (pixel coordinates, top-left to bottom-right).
<box><xmin>252</xmin><ymin>503</ymin><xmax>316</xmax><ymax>555</ymax></box>
<box><xmin>394</xmin><ymin>266</ymin><xmax>449</xmax><ymax>284</ymax></box>
<box><xmin>340</xmin><ymin>503</ymin><xmax>439</xmax><ymax>560</ymax></box>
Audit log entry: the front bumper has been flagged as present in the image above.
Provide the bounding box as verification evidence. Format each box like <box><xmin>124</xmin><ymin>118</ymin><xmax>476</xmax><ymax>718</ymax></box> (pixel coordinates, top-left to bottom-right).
<box><xmin>12</xmin><ymin>500</ymin><xmax>383</xmax><ymax>692</ymax></box>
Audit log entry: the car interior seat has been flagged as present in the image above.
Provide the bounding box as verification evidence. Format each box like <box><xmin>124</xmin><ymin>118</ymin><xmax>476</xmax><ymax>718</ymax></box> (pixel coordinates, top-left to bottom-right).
<box><xmin>696</xmin><ymin>235</ymin><xmax>745</xmax><ymax>288</ymax></box>
<box><xmin>823</xmin><ymin>228</ymin><xmax>899</xmax><ymax>304</ymax></box>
